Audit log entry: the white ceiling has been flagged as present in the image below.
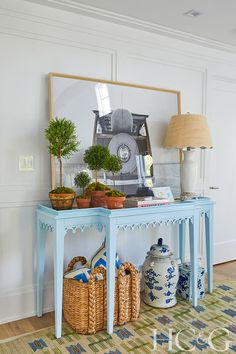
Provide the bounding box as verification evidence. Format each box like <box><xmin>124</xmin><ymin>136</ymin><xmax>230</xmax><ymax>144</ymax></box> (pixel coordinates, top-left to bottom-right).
<box><xmin>26</xmin><ymin>0</ymin><xmax>236</xmax><ymax>51</ymax></box>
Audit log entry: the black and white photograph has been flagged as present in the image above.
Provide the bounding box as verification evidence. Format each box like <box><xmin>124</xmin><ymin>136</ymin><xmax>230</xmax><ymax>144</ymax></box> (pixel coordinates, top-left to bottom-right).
<box><xmin>50</xmin><ymin>74</ymin><xmax>181</xmax><ymax>195</ymax></box>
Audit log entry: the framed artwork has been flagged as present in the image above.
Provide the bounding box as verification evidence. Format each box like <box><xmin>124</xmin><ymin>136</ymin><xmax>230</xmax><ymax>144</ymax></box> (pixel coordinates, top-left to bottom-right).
<box><xmin>49</xmin><ymin>73</ymin><xmax>181</xmax><ymax>196</ymax></box>
<box><xmin>152</xmin><ymin>186</ymin><xmax>174</xmax><ymax>202</ymax></box>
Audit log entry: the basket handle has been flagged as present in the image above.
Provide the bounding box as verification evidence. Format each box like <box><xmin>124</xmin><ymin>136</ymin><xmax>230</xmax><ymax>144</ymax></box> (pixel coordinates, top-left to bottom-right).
<box><xmin>118</xmin><ymin>262</ymin><xmax>137</xmax><ymax>278</ymax></box>
<box><xmin>118</xmin><ymin>262</ymin><xmax>140</xmax><ymax>325</ymax></box>
<box><xmin>65</xmin><ymin>256</ymin><xmax>87</xmax><ymax>273</ymax></box>
<box><xmin>88</xmin><ymin>266</ymin><xmax>106</xmax><ymax>334</ymax></box>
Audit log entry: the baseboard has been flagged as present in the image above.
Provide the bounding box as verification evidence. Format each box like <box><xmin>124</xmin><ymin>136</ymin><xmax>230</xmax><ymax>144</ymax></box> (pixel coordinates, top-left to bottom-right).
<box><xmin>214</xmin><ymin>240</ymin><xmax>236</xmax><ymax>264</ymax></box>
<box><xmin>0</xmin><ymin>282</ymin><xmax>54</xmax><ymax>324</ymax></box>
<box><xmin>0</xmin><ymin>307</ymin><xmax>54</xmax><ymax>325</ymax></box>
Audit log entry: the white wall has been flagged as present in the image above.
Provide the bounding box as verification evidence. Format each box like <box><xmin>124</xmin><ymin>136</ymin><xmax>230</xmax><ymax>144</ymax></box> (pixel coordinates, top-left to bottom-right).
<box><xmin>0</xmin><ymin>0</ymin><xmax>236</xmax><ymax>323</ymax></box>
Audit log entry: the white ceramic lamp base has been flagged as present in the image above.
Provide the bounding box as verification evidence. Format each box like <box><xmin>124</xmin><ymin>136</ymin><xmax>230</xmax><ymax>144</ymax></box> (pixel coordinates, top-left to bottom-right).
<box><xmin>180</xmin><ymin>150</ymin><xmax>198</xmax><ymax>197</ymax></box>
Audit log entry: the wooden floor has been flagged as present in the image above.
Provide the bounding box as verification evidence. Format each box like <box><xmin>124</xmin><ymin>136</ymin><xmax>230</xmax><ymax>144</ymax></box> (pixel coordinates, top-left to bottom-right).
<box><xmin>0</xmin><ymin>261</ymin><xmax>235</xmax><ymax>341</ymax></box>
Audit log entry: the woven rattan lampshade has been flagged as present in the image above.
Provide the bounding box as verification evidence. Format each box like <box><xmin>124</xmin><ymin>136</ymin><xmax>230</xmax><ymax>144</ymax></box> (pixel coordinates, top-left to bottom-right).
<box><xmin>163</xmin><ymin>114</ymin><xmax>213</xmax><ymax>149</ymax></box>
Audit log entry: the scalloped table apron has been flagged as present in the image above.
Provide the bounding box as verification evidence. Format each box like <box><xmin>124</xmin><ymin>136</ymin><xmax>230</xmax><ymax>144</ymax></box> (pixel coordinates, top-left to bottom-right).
<box><xmin>36</xmin><ymin>197</ymin><xmax>214</xmax><ymax>338</ymax></box>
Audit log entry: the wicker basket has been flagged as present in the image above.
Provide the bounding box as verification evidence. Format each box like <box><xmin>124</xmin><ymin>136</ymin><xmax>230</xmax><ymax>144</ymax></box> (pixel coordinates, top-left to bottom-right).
<box><xmin>63</xmin><ymin>256</ymin><xmax>140</xmax><ymax>334</ymax></box>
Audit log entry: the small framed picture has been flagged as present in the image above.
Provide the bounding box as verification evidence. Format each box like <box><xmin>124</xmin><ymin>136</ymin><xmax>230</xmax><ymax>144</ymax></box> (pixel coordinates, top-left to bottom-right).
<box><xmin>151</xmin><ymin>186</ymin><xmax>174</xmax><ymax>202</ymax></box>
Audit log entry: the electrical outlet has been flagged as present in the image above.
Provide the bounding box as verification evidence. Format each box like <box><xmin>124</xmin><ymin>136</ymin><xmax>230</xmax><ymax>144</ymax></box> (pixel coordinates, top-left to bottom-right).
<box><xmin>19</xmin><ymin>155</ymin><xmax>34</xmax><ymax>171</ymax></box>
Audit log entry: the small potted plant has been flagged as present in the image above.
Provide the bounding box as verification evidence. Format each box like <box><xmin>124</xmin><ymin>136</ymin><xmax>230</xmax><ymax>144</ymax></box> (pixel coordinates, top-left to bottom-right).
<box><xmin>45</xmin><ymin>117</ymin><xmax>79</xmax><ymax>210</ymax></box>
<box><xmin>83</xmin><ymin>145</ymin><xmax>110</xmax><ymax>207</ymax></box>
<box><xmin>104</xmin><ymin>154</ymin><xmax>126</xmax><ymax>209</ymax></box>
<box><xmin>85</xmin><ymin>182</ymin><xmax>110</xmax><ymax>208</ymax></box>
<box><xmin>105</xmin><ymin>189</ymin><xmax>126</xmax><ymax>209</ymax></box>
<box><xmin>74</xmin><ymin>171</ymin><xmax>91</xmax><ymax>208</ymax></box>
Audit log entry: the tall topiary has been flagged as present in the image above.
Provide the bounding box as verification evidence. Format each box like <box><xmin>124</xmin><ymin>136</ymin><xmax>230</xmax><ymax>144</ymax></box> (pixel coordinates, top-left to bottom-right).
<box><xmin>45</xmin><ymin>117</ymin><xmax>79</xmax><ymax>189</ymax></box>
<box><xmin>104</xmin><ymin>154</ymin><xmax>122</xmax><ymax>186</ymax></box>
<box><xmin>83</xmin><ymin>145</ymin><xmax>110</xmax><ymax>183</ymax></box>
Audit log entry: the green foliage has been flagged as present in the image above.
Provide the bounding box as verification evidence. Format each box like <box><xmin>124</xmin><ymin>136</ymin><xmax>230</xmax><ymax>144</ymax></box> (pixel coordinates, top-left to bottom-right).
<box><xmin>104</xmin><ymin>154</ymin><xmax>122</xmax><ymax>174</ymax></box>
<box><xmin>83</xmin><ymin>145</ymin><xmax>110</xmax><ymax>181</ymax></box>
<box><xmin>74</xmin><ymin>171</ymin><xmax>91</xmax><ymax>195</ymax></box>
<box><xmin>45</xmin><ymin>117</ymin><xmax>79</xmax><ymax>159</ymax></box>
<box><xmin>105</xmin><ymin>190</ymin><xmax>125</xmax><ymax>197</ymax></box>
<box><xmin>49</xmin><ymin>187</ymin><xmax>75</xmax><ymax>194</ymax></box>
<box><xmin>76</xmin><ymin>195</ymin><xmax>90</xmax><ymax>199</ymax></box>
<box><xmin>86</xmin><ymin>182</ymin><xmax>110</xmax><ymax>192</ymax></box>
<box><xmin>104</xmin><ymin>154</ymin><xmax>122</xmax><ymax>186</ymax></box>
<box><xmin>45</xmin><ymin>117</ymin><xmax>79</xmax><ymax>188</ymax></box>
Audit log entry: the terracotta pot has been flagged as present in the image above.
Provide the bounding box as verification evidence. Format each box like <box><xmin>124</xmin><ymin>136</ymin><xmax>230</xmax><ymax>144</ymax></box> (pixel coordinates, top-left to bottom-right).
<box><xmin>90</xmin><ymin>190</ymin><xmax>107</xmax><ymax>208</ymax></box>
<box><xmin>105</xmin><ymin>196</ymin><xmax>126</xmax><ymax>209</ymax></box>
<box><xmin>76</xmin><ymin>196</ymin><xmax>91</xmax><ymax>209</ymax></box>
<box><xmin>49</xmin><ymin>193</ymin><xmax>75</xmax><ymax>210</ymax></box>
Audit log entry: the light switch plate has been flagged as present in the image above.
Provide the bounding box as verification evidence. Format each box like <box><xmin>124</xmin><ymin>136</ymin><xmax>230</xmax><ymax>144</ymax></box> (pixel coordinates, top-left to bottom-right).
<box><xmin>19</xmin><ymin>155</ymin><xmax>34</xmax><ymax>171</ymax></box>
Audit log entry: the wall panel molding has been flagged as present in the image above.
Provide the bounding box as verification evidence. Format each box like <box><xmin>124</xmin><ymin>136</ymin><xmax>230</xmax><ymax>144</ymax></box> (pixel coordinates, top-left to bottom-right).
<box><xmin>0</xmin><ymin>23</ymin><xmax>116</xmax><ymax>59</ymax></box>
<box><xmin>0</xmin><ymin>200</ymin><xmax>47</xmax><ymax>209</ymax></box>
<box><xmin>211</xmin><ymin>74</ymin><xmax>236</xmax><ymax>86</ymax></box>
<box><xmin>125</xmin><ymin>53</ymin><xmax>206</xmax><ymax>75</ymax></box>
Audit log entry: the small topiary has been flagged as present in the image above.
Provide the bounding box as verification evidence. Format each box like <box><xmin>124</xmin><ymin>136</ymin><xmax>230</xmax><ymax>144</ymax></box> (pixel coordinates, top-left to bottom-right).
<box><xmin>86</xmin><ymin>182</ymin><xmax>110</xmax><ymax>192</ymax></box>
<box><xmin>104</xmin><ymin>154</ymin><xmax>122</xmax><ymax>186</ymax></box>
<box><xmin>49</xmin><ymin>187</ymin><xmax>75</xmax><ymax>194</ymax></box>
<box><xmin>74</xmin><ymin>171</ymin><xmax>91</xmax><ymax>197</ymax></box>
<box><xmin>83</xmin><ymin>145</ymin><xmax>110</xmax><ymax>182</ymax></box>
<box><xmin>105</xmin><ymin>190</ymin><xmax>125</xmax><ymax>197</ymax></box>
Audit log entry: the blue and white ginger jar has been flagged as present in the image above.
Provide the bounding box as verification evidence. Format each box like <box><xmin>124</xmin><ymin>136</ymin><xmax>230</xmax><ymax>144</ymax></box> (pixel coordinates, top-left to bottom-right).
<box><xmin>142</xmin><ymin>238</ymin><xmax>179</xmax><ymax>308</ymax></box>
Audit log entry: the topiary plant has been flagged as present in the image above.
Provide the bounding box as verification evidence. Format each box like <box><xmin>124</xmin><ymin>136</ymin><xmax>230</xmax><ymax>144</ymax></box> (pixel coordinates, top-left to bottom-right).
<box><xmin>49</xmin><ymin>187</ymin><xmax>75</xmax><ymax>194</ymax></box>
<box><xmin>104</xmin><ymin>154</ymin><xmax>122</xmax><ymax>186</ymax></box>
<box><xmin>105</xmin><ymin>190</ymin><xmax>125</xmax><ymax>197</ymax></box>
<box><xmin>45</xmin><ymin>117</ymin><xmax>79</xmax><ymax>190</ymax></box>
<box><xmin>105</xmin><ymin>189</ymin><xmax>126</xmax><ymax>209</ymax></box>
<box><xmin>83</xmin><ymin>145</ymin><xmax>110</xmax><ymax>183</ymax></box>
<box><xmin>74</xmin><ymin>171</ymin><xmax>91</xmax><ymax>197</ymax></box>
<box><xmin>86</xmin><ymin>182</ymin><xmax>110</xmax><ymax>192</ymax></box>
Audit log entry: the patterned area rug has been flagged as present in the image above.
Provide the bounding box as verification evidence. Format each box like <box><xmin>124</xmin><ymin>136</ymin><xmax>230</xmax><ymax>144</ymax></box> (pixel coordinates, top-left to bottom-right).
<box><xmin>1</xmin><ymin>282</ymin><xmax>236</xmax><ymax>353</ymax></box>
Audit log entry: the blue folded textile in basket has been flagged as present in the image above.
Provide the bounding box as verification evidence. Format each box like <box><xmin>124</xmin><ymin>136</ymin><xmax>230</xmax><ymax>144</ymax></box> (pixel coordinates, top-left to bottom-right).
<box><xmin>64</xmin><ymin>265</ymin><xmax>91</xmax><ymax>283</ymax></box>
<box><xmin>64</xmin><ymin>241</ymin><xmax>122</xmax><ymax>283</ymax></box>
<box><xmin>90</xmin><ymin>241</ymin><xmax>121</xmax><ymax>270</ymax></box>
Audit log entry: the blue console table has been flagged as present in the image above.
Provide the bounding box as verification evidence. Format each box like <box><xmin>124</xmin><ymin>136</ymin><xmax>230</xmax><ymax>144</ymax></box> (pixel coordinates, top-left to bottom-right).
<box><xmin>36</xmin><ymin>197</ymin><xmax>214</xmax><ymax>338</ymax></box>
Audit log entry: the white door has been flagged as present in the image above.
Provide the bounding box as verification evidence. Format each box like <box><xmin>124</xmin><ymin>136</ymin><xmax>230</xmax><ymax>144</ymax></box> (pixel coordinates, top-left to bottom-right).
<box><xmin>205</xmin><ymin>76</ymin><xmax>236</xmax><ymax>264</ymax></box>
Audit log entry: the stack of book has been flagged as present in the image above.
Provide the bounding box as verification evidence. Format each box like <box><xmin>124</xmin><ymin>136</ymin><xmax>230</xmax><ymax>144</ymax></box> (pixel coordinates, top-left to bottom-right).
<box><xmin>124</xmin><ymin>197</ymin><xmax>171</xmax><ymax>208</ymax></box>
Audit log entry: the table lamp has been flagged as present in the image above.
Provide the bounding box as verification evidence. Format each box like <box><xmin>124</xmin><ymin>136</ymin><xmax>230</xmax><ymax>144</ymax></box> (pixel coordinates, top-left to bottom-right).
<box><xmin>163</xmin><ymin>113</ymin><xmax>213</xmax><ymax>198</ymax></box>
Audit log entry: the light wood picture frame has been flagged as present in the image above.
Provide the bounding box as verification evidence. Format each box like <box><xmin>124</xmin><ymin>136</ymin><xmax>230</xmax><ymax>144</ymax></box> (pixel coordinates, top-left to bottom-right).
<box><xmin>48</xmin><ymin>73</ymin><xmax>181</xmax><ymax>196</ymax></box>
